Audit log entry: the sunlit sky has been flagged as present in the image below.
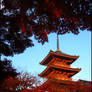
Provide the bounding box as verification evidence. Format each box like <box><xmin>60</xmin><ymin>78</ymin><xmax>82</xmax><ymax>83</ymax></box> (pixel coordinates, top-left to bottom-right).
<box><xmin>3</xmin><ymin>31</ymin><xmax>91</xmax><ymax>81</ymax></box>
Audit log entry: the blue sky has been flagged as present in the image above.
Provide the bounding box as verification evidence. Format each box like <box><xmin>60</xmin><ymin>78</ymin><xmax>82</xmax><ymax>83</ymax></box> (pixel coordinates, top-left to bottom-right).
<box><xmin>4</xmin><ymin>30</ymin><xmax>91</xmax><ymax>81</ymax></box>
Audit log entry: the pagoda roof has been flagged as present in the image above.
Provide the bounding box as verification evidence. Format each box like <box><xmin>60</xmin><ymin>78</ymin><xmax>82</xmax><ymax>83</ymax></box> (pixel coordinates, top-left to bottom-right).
<box><xmin>49</xmin><ymin>64</ymin><xmax>81</xmax><ymax>72</ymax></box>
<box><xmin>40</xmin><ymin>50</ymin><xmax>79</xmax><ymax>65</ymax></box>
<box><xmin>48</xmin><ymin>78</ymin><xmax>76</xmax><ymax>85</ymax></box>
<box><xmin>39</xmin><ymin>65</ymin><xmax>81</xmax><ymax>78</ymax></box>
<box><xmin>41</xmin><ymin>78</ymin><xmax>77</xmax><ymax>88</ymax></box>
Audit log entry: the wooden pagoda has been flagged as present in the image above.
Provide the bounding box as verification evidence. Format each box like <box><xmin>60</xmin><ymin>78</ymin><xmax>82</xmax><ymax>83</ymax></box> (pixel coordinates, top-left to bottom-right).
<box><xmin>39</xmin><ymin>34</ymin><xmax>81</xmax><ymax>91</ymax></box>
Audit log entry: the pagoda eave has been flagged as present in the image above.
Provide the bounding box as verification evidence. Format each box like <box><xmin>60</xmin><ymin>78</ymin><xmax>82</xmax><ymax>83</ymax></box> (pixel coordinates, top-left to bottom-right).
<box><xmin>48</xmin><ymin>78</ymin><xmax>76</xmax><ymax>85</ymax></box>
<box><xmin>40</xmin><ymin>78</ymin><xmax>77</xmax><ymax>90</ymax></box>
<box><xmin>49</xmin><ymin>64</ymin><xmax>81</xmax><ymax>72</ymax></box>
<box><xmin>40</xmin><ymin>50</ymin><xmax>79</xmax><ymax>65</ymax></box>
<box><xmin>39</xmin><ymin>66</ymin><xmax>81</xmax><ymax>78</ymax></box>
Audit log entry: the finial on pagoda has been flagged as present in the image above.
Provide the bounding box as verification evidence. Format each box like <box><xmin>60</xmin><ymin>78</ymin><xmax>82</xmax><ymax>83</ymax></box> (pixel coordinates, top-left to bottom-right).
<box><xmin>56</xmin><ymin>31</ymin><xmax>60</xmax><ymax>52</ymax></box>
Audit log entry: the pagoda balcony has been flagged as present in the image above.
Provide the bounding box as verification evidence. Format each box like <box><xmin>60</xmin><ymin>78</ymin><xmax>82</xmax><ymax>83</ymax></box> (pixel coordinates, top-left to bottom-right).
<box><xmin>47</xmin><ymin>75</ymin><xmax>72</xmax><ymax>81</ymax></box>
<box><xmin>52</xmin><ymin>61</ymin><xmax>70</xmax><ymax>68</ymax></box>
<box><xmin>56</xmin><ymin>77</ymin><xmax>72</xmax><ymax>81</ymax></box>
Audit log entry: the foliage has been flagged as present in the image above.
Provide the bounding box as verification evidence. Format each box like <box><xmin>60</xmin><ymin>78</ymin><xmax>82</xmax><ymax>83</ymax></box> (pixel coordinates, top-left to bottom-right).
<box><xmin>0</xmin><ymin>77</ymin><xmax>19</xmax><ymax>92</ymax></box>
<box><xmin>0</xmin><ymin>73</ymin><xmax>91</xmax><ymax>92</ymax></box>
<box><xmin>19</xmin><ymin>80</ymin><xmax>92</xmax><ymax>92</ymax></box>
<box><xmin>0</xmin><ymin>12</ymin><xmax>34</xmax><ymax>56</ymax></box>
<box><xmin>0</xmin><ymin>0</ymin><xmax>92</xmax><ymax>57</ymax></box>
<box><xmin>16</xmin><ymin>72</ymin><xmax>41</xmax><ymax>91</ymax></box>
<box><xmin>69</xmin><ymin>80</ymin><xmax>92</xmax><ymax>92</ymax></box>
<box><xmin>0</xmin><ymin>72</ymin><xmax>41</xmax><ymax>92</ymax></box>
<box><xmin>36</xmin><ymin>80</ymin><xmax>92</xmax><ymax>92</ymax></box>
<box><xmin>0</xmin><ymin>59</ymin><xmax>18</xmax><ymax>84</ymax></box>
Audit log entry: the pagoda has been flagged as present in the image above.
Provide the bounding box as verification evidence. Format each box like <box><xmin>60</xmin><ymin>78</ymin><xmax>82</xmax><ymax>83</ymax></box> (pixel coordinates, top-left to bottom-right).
<box><xmin>39</xmin><ymin>33</ymin><xmax>81</xmax><ymax>91</ymax></box>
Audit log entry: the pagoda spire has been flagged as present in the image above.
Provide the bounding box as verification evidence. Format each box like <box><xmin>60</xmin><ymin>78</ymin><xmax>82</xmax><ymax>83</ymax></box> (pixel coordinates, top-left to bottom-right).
<box><xmin>56</xmin><ymin>31</ymin><xmax>60</xmax><ymax>52</ymax></box>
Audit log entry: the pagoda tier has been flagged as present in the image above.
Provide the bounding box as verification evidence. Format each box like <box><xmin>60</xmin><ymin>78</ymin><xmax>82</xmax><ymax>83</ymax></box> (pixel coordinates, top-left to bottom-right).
<box><xmin>42</xmin><ymin>78</ymin><xmax>76</xmax><ymax>86</ymax></box>
<box><xmin>40</xmin><ymin>78</ymin><xmax>78</xmax><ymax>92</ymax></box>
<box><xmin>39</xmin><ymin>64</ymin><xmax>81</xmax><ymax>81</ymax></box>
<box><xmin>40</xmin><ymin>50</ymin><xmax>79</xmax><ymax>65</ymax></box>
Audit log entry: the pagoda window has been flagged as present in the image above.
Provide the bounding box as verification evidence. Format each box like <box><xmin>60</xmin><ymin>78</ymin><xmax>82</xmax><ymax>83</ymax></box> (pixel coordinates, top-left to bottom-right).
<box><xmin>53</xmin><ymin>61</ymin><xmax>70</xmax><ymax>68</ymax></box>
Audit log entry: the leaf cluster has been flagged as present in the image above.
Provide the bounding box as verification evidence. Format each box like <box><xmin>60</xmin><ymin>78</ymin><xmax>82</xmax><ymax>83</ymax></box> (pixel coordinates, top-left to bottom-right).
<box><xmin>0</xmin><ymin>0</ymin><xmax>92</xmax><ymax>57</ymax></box>
<box><xmin>0</xmin><ymin>59</ymin><xmax>18</xmax><ymax>85</ymax></box>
